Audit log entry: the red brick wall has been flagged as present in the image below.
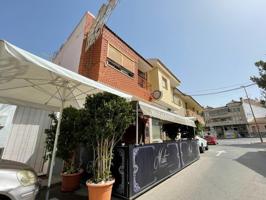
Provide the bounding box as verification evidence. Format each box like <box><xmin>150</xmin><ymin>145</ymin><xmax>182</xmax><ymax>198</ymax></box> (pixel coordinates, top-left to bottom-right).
<box><xmin>78</xmin><ymin>37</ymin><xmax>102</xmax><ymax>80</ymax></box>
<box><xmin>78</xmin><ymin>13</ymin><xmax>152</xmax><ymax>101</ymax></box>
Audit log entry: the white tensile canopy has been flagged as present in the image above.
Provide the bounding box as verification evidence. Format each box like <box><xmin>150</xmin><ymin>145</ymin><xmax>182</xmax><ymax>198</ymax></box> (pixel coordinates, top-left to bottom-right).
<box><xmin>0</xmin><ymin>40</ymin><xmax>132</xmax><ymax>187</ymax></box>
<box><xmin>138</xmin><ymin>101</ymin><xmax>196</xmax><ymax>127</ymax></box>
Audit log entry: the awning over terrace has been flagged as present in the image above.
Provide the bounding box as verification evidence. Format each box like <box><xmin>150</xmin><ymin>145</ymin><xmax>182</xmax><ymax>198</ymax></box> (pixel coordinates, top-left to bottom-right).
<box><xmin>0</xmin><ymin>40</ymin><xmax>131</xmax><ymax>110</ymax></box>
<box><xmin>138</xmin><ymin>101</ymin><xmax>196</xmax><ymax>127</ymax></box>
<box><xmin>0</xmin><ymin>40</ymin><xmax>132</xmax><ymax>187</ymax></box>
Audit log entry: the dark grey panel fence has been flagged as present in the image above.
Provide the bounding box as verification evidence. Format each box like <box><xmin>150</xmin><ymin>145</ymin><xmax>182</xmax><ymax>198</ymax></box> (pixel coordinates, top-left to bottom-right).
<box><xmin>112</xmin><ymin>139</ymin><xmax>200</xmax><ymax>199</ymax></box>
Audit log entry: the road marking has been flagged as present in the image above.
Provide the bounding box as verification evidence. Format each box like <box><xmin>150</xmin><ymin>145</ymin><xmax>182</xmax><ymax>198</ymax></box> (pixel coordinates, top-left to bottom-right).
<box><xmin>258</xmin><ymin>149</ymin><xmax>265</xmax><ymax>151</ymax></box>
<box><xmin>216</xmin><ymin>150</ymin><xmax>226</xmax><ymax>157</ymax></box>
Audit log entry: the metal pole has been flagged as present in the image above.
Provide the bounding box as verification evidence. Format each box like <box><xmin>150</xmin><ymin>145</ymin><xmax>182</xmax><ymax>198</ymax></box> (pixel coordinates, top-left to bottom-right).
<box><xmin>242</xmin><ymin>86</ymin><xmax>263</xmax><ymax>143</ymax></box>
<box><xmin>47</xmin><ymin>100</ymin><xmax>65</xmax><ymax>188</ymax></box>
<box><xmin>136</xmin><ymin>102</ymin><xmax>139</xmax><ymax>145</ymax></box>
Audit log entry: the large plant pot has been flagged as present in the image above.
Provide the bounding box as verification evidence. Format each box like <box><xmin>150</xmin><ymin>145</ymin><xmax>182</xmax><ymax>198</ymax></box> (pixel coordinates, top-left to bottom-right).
<box><xmin>86</xmin><ymin>179</ymin><xmax>115</xmax><ymax>200</ymax></box>
<box><xmin>61</xmin><ymin>169</ymin><xmax>83</xmax><ymax>192</ymax></box>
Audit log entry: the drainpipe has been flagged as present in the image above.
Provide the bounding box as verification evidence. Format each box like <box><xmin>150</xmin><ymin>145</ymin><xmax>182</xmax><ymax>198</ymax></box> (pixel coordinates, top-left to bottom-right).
<box><xmin>136</xmin><ymin>102</ymin><xmax>139</xmax><ymax>145</ymax></box>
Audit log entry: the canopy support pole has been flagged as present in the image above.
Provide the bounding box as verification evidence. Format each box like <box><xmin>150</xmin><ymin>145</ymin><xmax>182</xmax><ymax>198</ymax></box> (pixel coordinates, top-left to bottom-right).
<box><xmin>136</xmin><ymin>102</ymin><xmax>139</xmax><ymax>145</ymax></box>
<box><xmin>47</xmin><ymin>99</ymin><xmax>65</xmax><ymax>188</ymax></box>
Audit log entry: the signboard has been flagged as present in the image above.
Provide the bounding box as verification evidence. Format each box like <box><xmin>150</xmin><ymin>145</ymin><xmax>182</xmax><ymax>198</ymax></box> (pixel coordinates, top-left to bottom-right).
<box><xmin>86</xmin><ymin>0</ymin><xmax>118</xmax><ymax>51</ymax></box>
<box><xmin>130</xmin><ymin>142</ymin><xmax>182</xmax><ymax>195</ymax></box>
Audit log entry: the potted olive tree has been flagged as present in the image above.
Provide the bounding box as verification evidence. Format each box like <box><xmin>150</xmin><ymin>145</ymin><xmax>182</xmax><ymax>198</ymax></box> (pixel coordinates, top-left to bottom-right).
<box><xmin>44</xmin><ymin>106</ymin><xmax>83</xmax><ymax>192</ymax></box>
<box><xmin>79</xmin><ymin>93</ymin><xmax>133</xmax><ymax>200</ymax></box>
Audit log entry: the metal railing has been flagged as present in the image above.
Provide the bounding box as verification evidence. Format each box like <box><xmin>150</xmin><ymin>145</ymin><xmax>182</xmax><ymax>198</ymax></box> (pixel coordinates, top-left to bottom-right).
<box><xmin>138</xmin><ymin>75</ymin><xmax>151</xmax><ymax>91</ymax></box>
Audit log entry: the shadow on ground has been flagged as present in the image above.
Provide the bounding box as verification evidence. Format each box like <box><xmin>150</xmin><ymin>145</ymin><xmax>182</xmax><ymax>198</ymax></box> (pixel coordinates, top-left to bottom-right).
<box><xmin>236</xmin><ymin>151</ymin><xmax>266</xmax><ymax>177</ymax></box>
<box><xmin>39</xmin><ymin>184</ymin><xmax>122</xmax><ymax>200</ymax></box>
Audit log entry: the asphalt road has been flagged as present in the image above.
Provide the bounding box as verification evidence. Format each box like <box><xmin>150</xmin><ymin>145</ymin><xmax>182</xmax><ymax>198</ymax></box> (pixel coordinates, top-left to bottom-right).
<box><xmin>136</xmin><ymin>138</ymin><xmax>266</xmax><ymax>200</ymax></box>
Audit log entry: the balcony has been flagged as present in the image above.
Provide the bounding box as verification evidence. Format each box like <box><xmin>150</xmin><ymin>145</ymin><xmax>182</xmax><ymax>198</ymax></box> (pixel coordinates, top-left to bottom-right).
<box><xmin>138</xmin><ymin>74</ymin><xmax>151</xmax><ymax>91</ymax></box>
<box><xmin>186</xmin><ymin>109</ymin><xmax>205</xmax><ymax>125</ymax></box>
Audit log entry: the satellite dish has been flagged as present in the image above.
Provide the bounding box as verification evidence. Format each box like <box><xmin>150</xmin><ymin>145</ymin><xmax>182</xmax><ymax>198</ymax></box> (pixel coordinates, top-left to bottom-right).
<box><xmin>151</xmin><ymin>90</ymin><xmax>162</xmax><ymax>100</ymax></box>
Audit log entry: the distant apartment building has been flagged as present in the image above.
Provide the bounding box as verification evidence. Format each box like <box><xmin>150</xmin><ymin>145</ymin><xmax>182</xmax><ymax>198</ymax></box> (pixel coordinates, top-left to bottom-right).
<box><xmin>204</xmin><ymin>98</ymin><xmax>266</xmax><ymax>137</ymax></box>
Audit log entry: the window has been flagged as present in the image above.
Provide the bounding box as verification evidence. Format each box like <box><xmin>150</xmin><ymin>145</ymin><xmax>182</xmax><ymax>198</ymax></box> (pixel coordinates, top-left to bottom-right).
<box><xmin>107</xmin><ymin>58</ymin><xmax>134</xmax><ymax>77</ymax></box>
<box><xmin>138</xmin><ymin>70</ymin><xmax>147</xmax><ymax>88</ymax></box>
<box><xmin>107</xmin><ymin>44</ymin><xmax>135</xmax><ymax>76</ymax></box>
<box><xmin>173</xmin><ymin>95</ymin><xmax>178</xmax><ymax>104</ymax></box>
<box><xmin>162</xmin><ymin>77</ymin><xmax>168</xmax><ymax>89</ymax></box>
<box><xmin>152</xmin><ymin>118</ymin><xmax>162</xmax><ymax>142</ymax></box>
<box><xmin>108</xmin><ymin>44</ymin><xmax>122</xmax><ymax>65</ymax></box>
<box><xmin>173</xmin><ymin>95</ymin><xmax>182</xmax><ymax>106</ymax></box>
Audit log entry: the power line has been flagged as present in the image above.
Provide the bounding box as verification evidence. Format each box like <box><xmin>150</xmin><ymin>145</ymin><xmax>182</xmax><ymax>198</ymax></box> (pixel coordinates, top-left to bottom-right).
<box><xmin>188</xmin><ymin>81</ymin><xmax>252</xmax><ymax>93</ymax></box>
<box><xmin>190</xmin><ymin>83</ymin><xmax>256</xmax><ymax>97</ymax></box>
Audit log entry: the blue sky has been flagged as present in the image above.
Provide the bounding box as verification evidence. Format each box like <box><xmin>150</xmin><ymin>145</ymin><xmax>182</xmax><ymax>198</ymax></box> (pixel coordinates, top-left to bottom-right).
<box><xmin>1</xmin><ymin>0</ymin><xmax>266</xmax><ymax>107</ymax></box>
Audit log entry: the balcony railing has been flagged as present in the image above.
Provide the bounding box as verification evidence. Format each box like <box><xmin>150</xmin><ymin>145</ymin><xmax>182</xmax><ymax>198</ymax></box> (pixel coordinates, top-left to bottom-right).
<box><xmin>186</xmin><ymin>109</ymin><xmax>205</xmax><ymax>125</ymax></box>
<box><xmin>138</xmin><ymin>75</ymin><xmax>151</xmax><ymax>91</ymax></box>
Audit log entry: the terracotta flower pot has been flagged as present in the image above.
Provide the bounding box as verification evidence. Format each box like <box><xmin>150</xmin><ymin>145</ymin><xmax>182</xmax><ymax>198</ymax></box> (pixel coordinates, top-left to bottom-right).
<box><xmin>61</xmin><ymin>169</ymin><xmax>83</xmax><ymax>192</ymax></box>
<box><xmin>86</xmin><ymin>179</ymin><xmax>115</xmax><ymax>200</ymax></box>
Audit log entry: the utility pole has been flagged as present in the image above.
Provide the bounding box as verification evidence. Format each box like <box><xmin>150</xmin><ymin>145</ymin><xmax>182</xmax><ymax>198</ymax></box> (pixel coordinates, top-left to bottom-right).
<box><xmin>241</xmin><ymin>86</ymin><xmax>263</xmax><ymax>143</ymax></box>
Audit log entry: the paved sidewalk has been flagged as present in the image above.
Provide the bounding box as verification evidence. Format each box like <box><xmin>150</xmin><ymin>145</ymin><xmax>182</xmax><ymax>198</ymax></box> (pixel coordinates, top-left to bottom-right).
<box><xmin>39</xmin><ymin>184</ymin><xmax>122</xmax><ymax>200</ymax></box>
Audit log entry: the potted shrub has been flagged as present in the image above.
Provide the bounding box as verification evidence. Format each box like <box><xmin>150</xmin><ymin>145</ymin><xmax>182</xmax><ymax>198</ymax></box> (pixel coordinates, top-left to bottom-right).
<box><xmin>79</xmin><ymin>93</ymin><xmax>133</xmax><ymax>200</ymax></box>
<box><xmin>44</xmin><ymin>106</ymin><xmax>83</xmax><ymax>192</ymax></box>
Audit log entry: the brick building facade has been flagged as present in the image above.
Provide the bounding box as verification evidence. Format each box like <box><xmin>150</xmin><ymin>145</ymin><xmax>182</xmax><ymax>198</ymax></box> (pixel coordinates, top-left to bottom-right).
<box><xmin>54</xmin><ymin>12</ymin><xmax>152</xmax><ymax>102</ymax></box>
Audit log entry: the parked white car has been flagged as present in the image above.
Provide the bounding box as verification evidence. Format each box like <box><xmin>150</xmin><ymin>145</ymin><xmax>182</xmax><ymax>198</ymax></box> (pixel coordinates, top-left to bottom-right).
<box><xmin>0</xmin><ymin>159</ymin><xmax>40</xmax><ymax>200</ymax></box>
<box><xmin>195</xmin><ymin>135</ymin><xmax>208</xmax><ymax>153</ymax></box>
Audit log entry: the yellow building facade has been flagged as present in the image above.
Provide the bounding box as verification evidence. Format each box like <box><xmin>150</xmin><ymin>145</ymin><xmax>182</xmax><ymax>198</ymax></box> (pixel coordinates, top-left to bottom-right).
<box><xmin>147</xmin><ymin>58</ymin><xmax>205</xmax><ymax>125</ymax></box>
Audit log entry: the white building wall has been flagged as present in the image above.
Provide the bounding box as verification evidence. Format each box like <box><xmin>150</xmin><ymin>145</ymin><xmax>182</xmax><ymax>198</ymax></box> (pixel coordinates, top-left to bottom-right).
<box><xmin>53</xmin><ymin>14</ymin><xmax>87</xmax><ymax>72</ymax></box>
<box><xmin>2</xmin><ymin>106</ymin><xmax>51</xmax><ymax>175</ymax></box>
<box><xmin>242</xmin><ymin>102</ymin><xmax>266</xmax><ymax>122</ymax></box>
<box><xmin>0</xmin><ymin>104</ymin><xmax>16</xmax><ymax>149</ymax></box>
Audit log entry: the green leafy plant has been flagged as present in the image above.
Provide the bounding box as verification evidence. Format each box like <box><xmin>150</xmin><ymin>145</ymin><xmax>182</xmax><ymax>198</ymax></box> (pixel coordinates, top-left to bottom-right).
<box><xmin>79</xmin><ymin>93</ymin><xmax>134</xmax><ymax>183</ymax></box>
<box><xmin>44</xmin><ymin>106</ymin><xmax>80</xmax><ymax>174</ymax></box>
<box><xmin>195</xmin><ymin>120</ymin><xmax>204</xmax><ymax>137</ymax></box>
<box><xmin>251</xmin><ymin>60</ymin><xmax>266</xmax><ymax>98</ymax></box>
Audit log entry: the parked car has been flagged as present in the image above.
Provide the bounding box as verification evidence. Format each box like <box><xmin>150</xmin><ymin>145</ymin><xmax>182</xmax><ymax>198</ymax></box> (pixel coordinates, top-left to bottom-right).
<box><xmin>204</xmin><ymin>135</ymin><xmax>218</xmax><ymax>145</ymax></box>
<box><xmin>0</xmin><ymin>159</ymin><xmax>40</xmax><ymax>200</ymax></box>
<box><xmin>195</xmin><ymin>135</ymin><xmax>208</xmax><ymax>153</ymax></box>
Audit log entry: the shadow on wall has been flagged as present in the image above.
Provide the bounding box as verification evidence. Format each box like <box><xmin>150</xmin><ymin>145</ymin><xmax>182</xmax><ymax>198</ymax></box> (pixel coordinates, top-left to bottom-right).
<box><xmin>235</xmin><ymin>151</ymin><xmax>266</xmax><ymax>177</ymax></box>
